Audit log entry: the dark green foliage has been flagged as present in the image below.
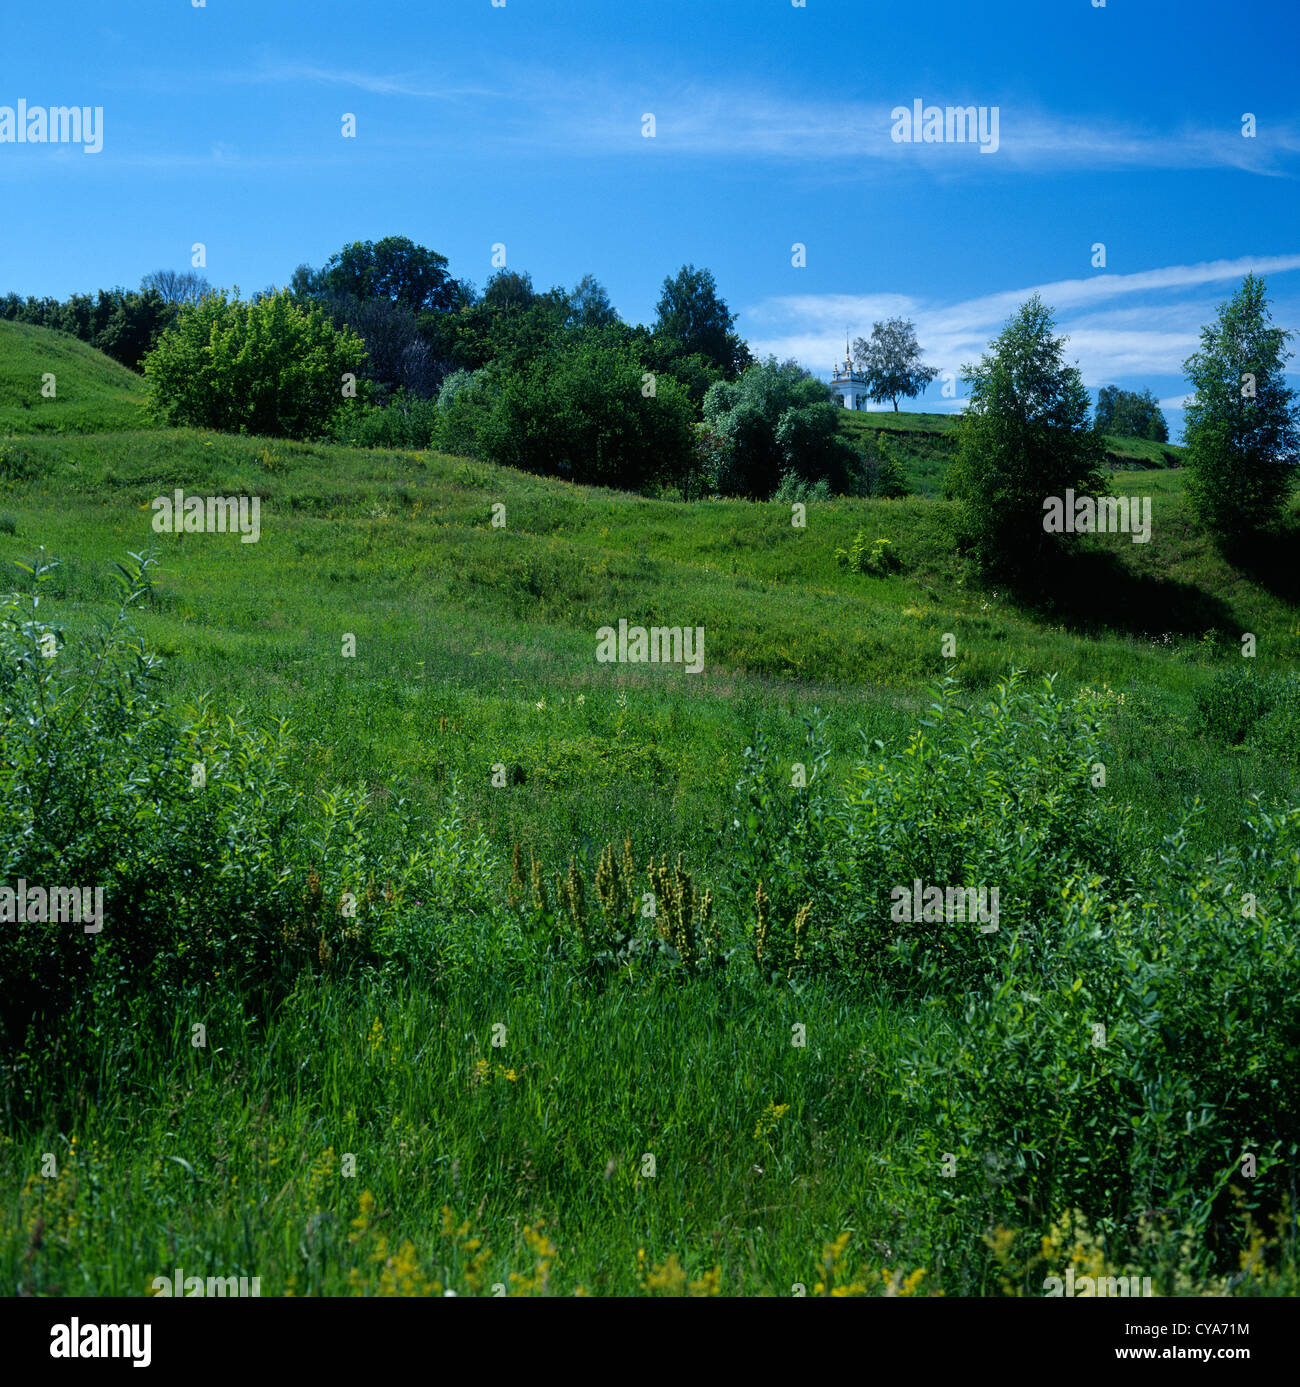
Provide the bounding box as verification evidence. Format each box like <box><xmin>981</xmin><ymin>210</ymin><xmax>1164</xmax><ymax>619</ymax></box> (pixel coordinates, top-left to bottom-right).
<box><xmin>856</xmin><ymin>431</ymin><xmax>911</xmax><ymax>498</ymax></box>
<box><xmin>1193</xmin><ymin>665</ymin><xmax>1299</xmax><ymax>746</ymax></box>
<box><xmin>0</xmin><ymin>287</ymin><xmax>176</xmax><ymax>370</ymax></box>
<box><xmin>1182</xmin><ymin>274</ymin><xmax>1299</xmax><ymax>541</ymax></box>
<box><xmin>905</xmin><ymin>797</ymin><xmax>1300</xmax><ymax>1276</ymax></box>
<box><xmin>825</xmin><ymin>672</ymin><xmax>1130</xmax><ymax>985</ymax></box>
<box><xmin>947</xmin><ymin>295</ymin><xmax>1107</xmax><ymax>573</ymax></box>
<box><xmin>1094</xmin><ymin>384</ymin><xmax>1168</xmax><ymax>441</ymax></box>
<box><xmin>702</xmin><ymin>357</ymin><xmax>855</xmax><ymax>498</ymax></box>
<box><xmin>330</xmin><ymin>391</ymin><xmax>441</xmax><ymax>450</ymax></box>
<box><xmin>318</xmin><ymin>293</ymin><xmax>443</xmax><ymax>400</ymax></box>
<box><xmin>652</xmin><ymin>264</ymin><xmax>751</xmax><ymax>380</ymax></box>
<box><xmin>472</xmin><ymin>333</ymin><xmax>697</xmax><ymax>489</ymax></box>
<box><xmin>449</xmin><ymin>278</ymin><xmax>573</xmax><ymax>373</ymax></box>
<box><xmin>314</xmin><ymin>236</ymin><xmax>460</xmax><ymax>314</ymax></box>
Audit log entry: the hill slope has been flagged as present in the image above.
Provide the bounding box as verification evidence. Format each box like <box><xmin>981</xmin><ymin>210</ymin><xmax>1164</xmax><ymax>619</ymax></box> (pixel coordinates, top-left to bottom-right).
<box><xmin>1</xmin><ymin>425</ymin><xmax>1296</xmax><ymax>868</ymax></box>
<box><xmin>836</xmin><ymin>407</ymin><xmax>1185</xmax><ymax>496</ymax></box>
<box><xmin>0</xmin><ymin>320</ymin><xmax>151</xmax><ymax>435</ymax></box>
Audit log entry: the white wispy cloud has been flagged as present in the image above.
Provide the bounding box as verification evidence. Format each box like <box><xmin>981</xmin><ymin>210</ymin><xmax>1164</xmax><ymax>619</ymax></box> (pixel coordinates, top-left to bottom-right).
<box><xmin>227</xmin><ymin>61</ymin><xmax>502</xmax><ymax>102</ymax></box>
<box><xmin>204</xmin><ymin>63</ymin><xmax>1300</xmax><ymax>176</ymax></box>
<box><xmin>744</xmin><ymin>254</ymin><xmax>1300</xmax><ymax>386</ymax></box>
<box><xmin>617</xmin><ymin>93</ymin><xmax>1300</xmax><ymax>175</ymax></box>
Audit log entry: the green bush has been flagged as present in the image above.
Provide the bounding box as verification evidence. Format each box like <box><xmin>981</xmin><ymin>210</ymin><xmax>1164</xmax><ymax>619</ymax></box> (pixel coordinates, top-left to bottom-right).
<box><xmin>474</xmin><ymin>334</ymin><xmax>696</xmax><ymax>491</ymax></box>
<box><xmin>901</xmin><ymin>797</ymin><xmax>1300</xmax><ymax>1285</ymax></box>
<box><xmin>835</xmin><ymin>529</ymin><xmax>901</xmax><ymax>575</ymax></box>
<box><xmin>331</xmin><ymin>391</ymin><xmax>440</xmax><ymax>450</ymax></box>
<box><xmin>434</xmin><ymin>367</ymin><xmax>495</xmax><ymax>458</ymax></box>
<box><xmin>703</xmin><ymin>358</ymin><xmax>855</xmax><ymax>498</ymax></box>
<box><xmin>771</xmin><ymin>471</ymin><xmax>831</xmax><ymax>504</ymax></box>
<box><xmin>1193</xmin><ymin>665</ymin><xmax>1282</xmax><ymax>745</ymax></box>
<box><xmin>143</xmin><ymin>288</ymin><xmax>368</xmax><ymax>440</ymax></box>
<box><xmin>832</xmin><ymin>673</ymin><xmax>1129</xmax><ymax>984</ymax></box>
<box><xmin>858</xmin><ymin>432</ymin><xmax>910</xmax><ymax>498</ymax></box>
<box><xmin>717</xmin><ymin>676</ymin><xmax>1131</xmax><ymax>990</ymax></box>
<box><xmin>0</xmin><ymin>550</ymin><xmax>465</xmax><ymax>1059</ymax></box>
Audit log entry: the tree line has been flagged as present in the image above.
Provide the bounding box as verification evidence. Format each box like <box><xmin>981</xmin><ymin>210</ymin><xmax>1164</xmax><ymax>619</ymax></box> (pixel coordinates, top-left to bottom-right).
<box><xmin>4</xmin><ymin>240</ymin><xmax>1294</xmax><ymax>551</ymax></box>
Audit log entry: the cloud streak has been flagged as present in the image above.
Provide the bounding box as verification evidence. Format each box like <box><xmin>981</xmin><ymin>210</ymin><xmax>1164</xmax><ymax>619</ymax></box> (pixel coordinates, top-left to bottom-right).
<box><xmin>211</xmin><ymin>63</ymin><xmax>1300</xmax><ymax>176</ymax></box>
<box><xmin>743</xmin><ymin>254</ymin><xmax>1300</xmax><ymax>388</ymax></box>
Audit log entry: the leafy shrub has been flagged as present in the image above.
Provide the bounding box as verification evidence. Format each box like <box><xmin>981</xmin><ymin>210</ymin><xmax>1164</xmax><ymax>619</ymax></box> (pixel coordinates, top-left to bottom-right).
<box><xmin>1193</xmin><ymin>666</ymin><xmax>1280</xmax><ymax>744</ymax></box>
<box><xmin>836</xmin><ymin>529</ymin><xmax>901</xmax><ymax>575</ymax></box>
<box><xmin>0</xmin><ymin>549</ymin><xmax>463</xmax><ymax>1058</ymax></box>
<box><xmin>434</xmin><ymin>367</ymin><xmax>495</xmax><ymax>457</ymax></box>
<box><xmin>144</xmin><ymin>288</ymin><xmax>368</xmax><ymax>440</ymax></box>
<box><xmin>900</xmin><ymin>797</ymin><xmax>1300</xmax><ymax>1284</ymax></box>
<box><xmin>858</xmin><ymin>432</ymin><xmax>910</xmax><ymax>498</ymax></box>
<box><xmin>371</xmin><ymin>795</ymin><xmax>507</xmax><ymax>983</ymax></box>
<box><xmin>717</xmin><ymin>678</ymin><xmax>1130</xmax><ymax>989</ymax></box>
<box><xmin>331</xmin><ymin>392</ymin><xmax>441</xmax><ymax>450</ymax></box>
<box><xmin>772</xmin><ymin>471</ymin><xmax>831</xmax><ymax>504</ymax></box>
<box><xmin>703</xmin><ymin>358</ymin><xmax>855</xmax><ymax>498</ymax></box>
<box><xmin>475</xmin><ymin>334</ymin><xmax>696</xmax><ymax>490</ymax></box>
<box><xmin>829</xmin><ymin>673</ymin><xmax>1130</xmax><ymax>985</ymax></box>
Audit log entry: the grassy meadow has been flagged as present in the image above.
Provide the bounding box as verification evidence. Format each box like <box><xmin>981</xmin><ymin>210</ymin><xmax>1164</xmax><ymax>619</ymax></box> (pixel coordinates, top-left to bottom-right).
<box><xmin>2</xmin><ymin>323</ymin><xmax>1299</xmax><ymax>1298</ymax></box>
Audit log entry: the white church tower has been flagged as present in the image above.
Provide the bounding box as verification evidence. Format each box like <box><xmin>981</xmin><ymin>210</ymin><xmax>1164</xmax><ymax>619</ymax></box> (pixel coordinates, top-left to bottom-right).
<box><xmin>830</xmin><ymin>336</ymin><xmax>869</xmax><ymax>410</ymax></box>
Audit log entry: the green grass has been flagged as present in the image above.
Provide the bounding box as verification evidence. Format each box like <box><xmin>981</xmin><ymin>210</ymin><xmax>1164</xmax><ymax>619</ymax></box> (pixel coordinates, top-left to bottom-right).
<box><xmin>6</xmin><ymin>970</ymin><xmax>963</xmax><ymax>1296</ymax></box>
<box><xmin>1</xmin><ymin>424</ymin><xmax>1295</xmax><ymax>869</ymax></box>
<box><xmin>2</xmin><ymin>335</ymin><xmax>1298</xmax><ymax>1300</ymax></box>
<box><xmin>0</xmin><ymin>320</ymin><xmax>152</xmax><ymax>435</ymax></box>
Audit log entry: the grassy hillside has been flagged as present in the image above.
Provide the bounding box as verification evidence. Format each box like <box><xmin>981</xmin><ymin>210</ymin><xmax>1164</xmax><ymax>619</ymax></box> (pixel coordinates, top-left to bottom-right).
<box><xmin>837</xmin><ymin>407</ymin><xmax>1184</xmax><ymax>497</ymax></box>
<box><xmin>0</xmin><ymin>320</ymin><xmax>151</xmax><ymax>435</ymax></box>
<box><xmin>1</xmin><ymin>425</ymin><xmax>1295</xmax><ymax>871</ymax></box>
<box><xmin>3</xmin><ymin>414</ymin><xmax>1297</xmax><ymax>1301</ymax></box>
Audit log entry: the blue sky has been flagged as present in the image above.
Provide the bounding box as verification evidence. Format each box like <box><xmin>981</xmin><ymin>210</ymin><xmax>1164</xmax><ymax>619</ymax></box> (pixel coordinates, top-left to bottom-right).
<box><xmin>3</xmin><ymin>0</ymin><xmax>1298</xmax><ymax>440</ymax></box>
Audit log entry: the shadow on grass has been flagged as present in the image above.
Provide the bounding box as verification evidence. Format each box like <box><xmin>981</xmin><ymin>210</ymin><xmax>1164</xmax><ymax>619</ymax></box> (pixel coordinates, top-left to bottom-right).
<box><xmin>998</xmin><ymin>545</ymin><xmax>1237</xmax><ymax>638</ymax></box>
<box><xmin>1218</xmin><ymin>520</ymin><xmax>1300</xmax><ymax>605</ymax></box>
